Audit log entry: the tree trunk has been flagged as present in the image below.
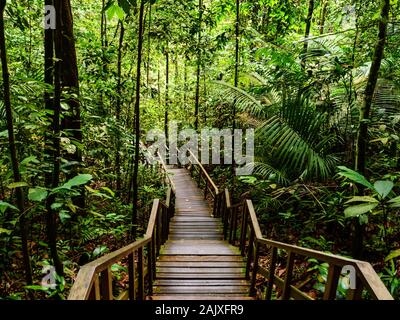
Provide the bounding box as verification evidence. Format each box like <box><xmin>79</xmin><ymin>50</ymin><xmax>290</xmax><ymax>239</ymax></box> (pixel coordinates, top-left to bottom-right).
<box><xmin>319</xmin><ymin>0</ymin><xmax>328</xmax><ymax>35</ymax></box>
<box><xmin>302</xmin><ymin>0</ymin><xmax>315</xmax><ymax>69</ymax></box>
<box><xmin>131</xmin><ymin>0</ymin><xmax>145</xmax><ymax>240</ymax></box>
<box><xmin>116</xmin><ymin>21</ymin><xmax>125</xmax><ymax>196</ymax></box>
<box><xmin>44</xmin><ymin>0</ymin><xmax>64</xmax><ymax>277</ymax></box>
<box><xmin>146</xmin><ymin>3</ymin><xmax>152</xmax><ymax>91</ymax></box>
<box><xmin>59</xmin><ymin>0</ymin><xmax>84</xmax><ymax>208</ymax></box>
<box><xmin>194</xmin><ymin>0</ymin><xmax>202</xmax><ymax>130</ymax></box>
<box><xmin>164</xmin><ymin>47</ymin><xmax>169</xmax><ymax>147</ymax></box>
<box><xmin>183</xmin><ymin>58</ymin><xmax>188</xmax><ymax>108</ymax></box>
<box><xmin>353</xmin><ymin>0</ymin><xmax>390</xmax><ymax>258</ymax></box>
<box><xmin>231</xmin><ymin>0</ymin><xmax>240</xmax><ymax>182</ymax></box>
<box><xmin>0</xmin><ymin>0</ymin><xmax>33</xmax><ymax>296</ymax></box>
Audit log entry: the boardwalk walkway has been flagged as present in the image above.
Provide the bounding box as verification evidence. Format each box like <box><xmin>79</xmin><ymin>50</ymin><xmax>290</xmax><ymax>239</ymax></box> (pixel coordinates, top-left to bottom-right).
<box><xmin>150</xmin><ymin>168</ymin><xmax>252</xmax><ymax>300</ymax></box>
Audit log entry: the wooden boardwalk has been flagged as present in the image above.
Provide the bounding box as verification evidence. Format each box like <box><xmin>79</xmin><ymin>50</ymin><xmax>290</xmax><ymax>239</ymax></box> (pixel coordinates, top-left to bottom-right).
<box><xmin>149</xmin><ymin>168</ymin><xmax>251</xmax><ymax>300</ymax></box>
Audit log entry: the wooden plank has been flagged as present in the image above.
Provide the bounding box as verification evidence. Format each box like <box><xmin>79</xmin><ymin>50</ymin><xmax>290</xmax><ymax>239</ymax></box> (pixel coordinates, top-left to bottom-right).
<box><xmin>154</xmin><ymin>286</ymin><xmax>250</xmax><ymax>294</ymax></box>
<box><xmin>100</xmin><ymin>268</ymin><xmax>113</xmax><ymax>300</ymax></box>
<box><xmin>149</xmin><ymin>295</ymin><xmax>255</xmax><ymax>300</ymax></box>
<box><xmin>158</xmin><ymin>255</ymin><xmax>244</xmax><ymax>262</ymax></box>
<box><xmin>281</xmin><ymin>252</ymin><xmax>295</xmax><ymax>300</ymax></box>
<box><xmin>157</xmin><ymin>267</ymin><xmax>245</xmax><ymax>273</ymax></box>
<box><xmin>323</xmin><ymin>264</ymin><xmax>341</xmax><ymax>300</ymax></box>
<box><xmin>156</xmin><ymin>273</ymin><xmax>247</xmax><ymax>279</ymax></box>
<box><xmin>154</xmin><ymin>279</ymin><xmax>250</xmax><ymax>286</ymax></box>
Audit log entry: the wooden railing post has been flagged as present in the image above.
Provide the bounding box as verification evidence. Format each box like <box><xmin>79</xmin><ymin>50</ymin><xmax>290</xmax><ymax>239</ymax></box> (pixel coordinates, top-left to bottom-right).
<box><xmin>152</xmin><ymin>233</ymin><xmax>157</xmax><ymax>280</ymax></box>
<box><xmin>231</xmin><ymin>205</ymin><xmax>238</xmax><ymax>244</ymax></box>
<box><xmin>137</xmin><ymin>247</ymin><xmax>144</xmax><ymax>300</ymax></box>
<box><xmin>323</xmin><ymin>264</ymin><xmax>341</xmax><ymax>300</ymax></box>
<box><xmin>100</xmin><ymin>268</ymin><xmax>113</xmax><ymax>300</ymax></box>
<box><xmin>147</xmin><ymin>242</ymin><xmax>153</xmax><ymax>295</ymax></box>
<box><xmin>250</xmin><ymin>242</ymin><xmax>260</xmax><ymax>296</ymax></box>
<box><xmin>265</xmin><ymin>247</ymin><xmax>277</xmax><ymax>300</ymax></box>
<box><xmin>89</xmin><ymin>275</ymin><xmax>101</xmax><ymax>300</ymax></box>
<box><xmin>156</xmin><ymin>207</ymin><xmax>162</xmax><ymax>255</ymax></box>
<box><xmin>240</xmin><ymin>204</ymin><xmax>247</xmax><ymax>256</ymax></box>
<box><xmin>281</xmin><ymin>252</ymin><xmax>295</xmax><ymax>300</ymax></box>
<box><xmin>245</xmin><ymin>228</ymin><xmax>255</xmax><ymax>279</ymax></box>
<box><xmin>128</xmin><ymin>252</ymin><xmax>136</xmax><ymax>300</ymax></box>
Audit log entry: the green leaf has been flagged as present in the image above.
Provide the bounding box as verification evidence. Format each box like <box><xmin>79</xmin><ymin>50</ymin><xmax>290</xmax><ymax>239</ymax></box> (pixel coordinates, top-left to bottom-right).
<box><xmin>59</xmin><ymin>211</ymin><xmax>71</xmax><ymax>223</ymax></box>
<box><xmin>388</xmin><ymin>195</ymin><xmax>400</xmax><ymax>208</ymax></box>
<box><xmin>115</xmin><ymin>5</ymin><xmax>125</xmax><ymax>20</ymax></box>
<box><xmin>107</xmin><ymin>4</ymin><xmax>125</xmax><ymax>20</ymax></box>
<box><xmin>64</xmin><ymin>174</ymin><xmax>93</xmax><ymax>189</ymax></box>
<box><xmin>0</xmin><ymin>228</ymin><xmax>12</xmax><ymax>235</ymax></box>
<box><xmin>20</xmin><ymin>156</ymin><xmax>39</xmax><ymax>166</ymax></box>
<box><xmin>7</xmin><ymin>182</ymin><xmax>29</xmax><ymax>189</ymax></box>
<box><xmin>344</xmin><ymin>203</ymin><xmax>378</xmax><ymax>218</ymax></box>
<box><xmin>92</xmin><ymin>246</ymin><xmax>108</xmax><ymax>258</ymax></box>
<box><xmin>337</xmin><ymin>166</ymin><xmax>374</xmax><ymax>190</ymax></box>
<box><xmin>51</xmin><ymin>203</ymin><xmax>63</xmax><ymax>210</ymax></box>
<box><xmin>24</xmin><ymin>285</ymin><xmax>49</xmax><ymax>292</ymax></box>
<box><xmin>101</xmin><ymin>187</ymin><xmax>115</xmax><ymax>197</ymax></box>
<box><xmin>28</xmin><ymin>188</ymin><xmax>48</xmax><ymax>202</ymax></box>
<box><xmin>373</xmin><ymin>180</ymin><xmax>393</xmax><ymax>199</ymax></box>
<box><xmin>0</xmin><ymin>130</ymin><xmax>8</xmax><ymax>138</ymax></box>
<box><xmin>345</xmin><ymin>196</ymin><xmax>379</xmax><ymax>204</ymax></box>
<box><xmin>0</xmin><ymin>201</ymin><xmax>19</xmax><ymax>214</ymax></box>
<box><xmin>385</xmin><ymin>249</ymin><xmax>400</xmax><ymax>262</ymax></box>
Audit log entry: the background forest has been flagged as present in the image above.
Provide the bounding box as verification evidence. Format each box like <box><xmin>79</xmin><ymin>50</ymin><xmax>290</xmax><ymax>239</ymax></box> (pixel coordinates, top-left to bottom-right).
<box><xmin>0</xmin><ymin>0</ymin><xmax>399</xmax><ymax>299</ymax></box>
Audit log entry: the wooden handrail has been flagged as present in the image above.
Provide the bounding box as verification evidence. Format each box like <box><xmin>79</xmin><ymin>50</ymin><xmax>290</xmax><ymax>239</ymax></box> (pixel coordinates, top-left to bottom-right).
<box><xmin>222</xmin><ymin>190</ymin><xmax>393</xmax><ymax>300</ymax></box>
<box><xmin>188</xmin><ymin>149</ymin><xmax>219</xmax><ymax>196</ymax></box>
<box><xmin>185</xmin><ymin>151</ymin><xmax>393</xmax><ymax>300</ymax></box>
<box><xmin>68</xmin><ymin>158</ymin><xmax>175</xmax><ymax>300</ymax></box>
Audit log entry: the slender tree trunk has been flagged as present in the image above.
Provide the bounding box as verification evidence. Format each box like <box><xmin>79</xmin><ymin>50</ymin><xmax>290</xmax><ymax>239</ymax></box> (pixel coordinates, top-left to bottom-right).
<box><xmin>164</xmin><ymin>48</ymin><xmax>169</xmax><ymax>147</ymax></box>
<box><xmin>319</xmin><ymin>0</ymin><xmax>328</xmax><ymax>35</ymax></box>
<box><xmin>353</xmin><ymin>0</ymin><xmax>390</xmax><ymax>258</ymax></box>
<box><xmin>116</xmin><ymin>21</ymin><xmax>125</xmax><ymax>196</ymax></box>
<box><xmin>183</xmin><ymin>58</ymin><xmax>188</xmax><ymax>107</ymax></box>
<box><xmin>194</xmin><ymin>0</ymin><xmax>202</xmax><ymax>130</ymax></box>
<box><xmin>60</xmin><ymin>0</ymin><xmax>84</xmax><ymax>208</ymax></box>
<box><xmin>0</xmin><ymin>0</ymin><xmax>33</xmax><ymax>296</ymax></box>
<box><xmin>146</xmin><ymin>3</ymin><xmax>152</xmax><ymax>91</ymax></box>
<box><xmin>302</xmin><ymin>0</ymin><xmax>315</xmax><ymax>69</ymax></box>
<box><xmin>44</xmin><ymin>0</ymin><xmax>63</xmax><ymax>277</ymax></box>
<box><xmin>231</xmin><ymin>0</ymin><xmax>240</xmax><ymax>182</ymax></box>
<box><xmin>44</xmin><ymin>0</ymin><xmax>54</xmax><ymax>183</ymax></box>
<box><xmin>131</xmin><ymin>0</ymin><xmax>145</xmax><ymax>240</ymax></box>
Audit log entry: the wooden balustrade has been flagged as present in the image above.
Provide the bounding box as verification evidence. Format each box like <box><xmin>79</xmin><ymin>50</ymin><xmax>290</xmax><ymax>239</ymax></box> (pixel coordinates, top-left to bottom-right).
<box><xmin>186</xmin><ymin>152</ymin><xmax>393</xmax><ymax>300</ymax></box>
<box><xmin>68</xmin><ymin>152</ymin><xmax>175</xmax><ymax>300</ymax></box>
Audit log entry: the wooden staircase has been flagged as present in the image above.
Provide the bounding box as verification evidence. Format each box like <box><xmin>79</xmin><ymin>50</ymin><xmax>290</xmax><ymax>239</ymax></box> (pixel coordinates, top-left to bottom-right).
<box><xmin>149</xmin><ymin>168</ymin><xmax>252</xmax><ymax>300</ymax></box>
<box><xmin>68</xmin><ymin>153</ymin><xmax>393</xmax><ymax>301</ymax></box>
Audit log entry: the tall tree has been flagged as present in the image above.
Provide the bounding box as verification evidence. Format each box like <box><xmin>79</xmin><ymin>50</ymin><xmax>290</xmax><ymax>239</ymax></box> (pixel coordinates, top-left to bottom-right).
<box><xmin>194</xmin><ymin>0</ymin><xmax>203</xmax><ymax>130</ymax></box>
<box><xmin>301</xmin><ymin>0</ymin><xmax>315</xmax><ymax>69</ymax></box>
<box><xmin>164</xmin><ymin>46</ymin><xmax>169</xmax><ymax>147</ymax></box>
<box><xmin>116</xmin><ymin>20</ymin><xmax>125</xmax><ymax>195</ymax></box>
<box><xmin>0</xmin><ymin>0</ymin><xmax>33</xmax><ymax>296</ymax></box>
<box><xmin>59</xmin><ymin>0</ymin><xmax>84</xmax><ymax>208</ymax></box>
<box><xmin>131</xmin><ymin>0</ymin><xmax>146</xmax><ymax>239</ymax></box>
<box><xmin>353</xmin><ymin>0</ymin><xmax>390</xmax><ymax>258</ymax></box>
<box><xmin>44</xmin><ymin>0</ymin><xmax>63</xmax><ymax>277</ymax></box>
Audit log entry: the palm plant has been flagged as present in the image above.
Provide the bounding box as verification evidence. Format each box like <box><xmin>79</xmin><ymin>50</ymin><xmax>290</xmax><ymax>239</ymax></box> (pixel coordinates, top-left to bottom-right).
<box><xmin>216</xmin><ymin>75</ymin><xmax>339</xmax><ymax>183</ymax></box>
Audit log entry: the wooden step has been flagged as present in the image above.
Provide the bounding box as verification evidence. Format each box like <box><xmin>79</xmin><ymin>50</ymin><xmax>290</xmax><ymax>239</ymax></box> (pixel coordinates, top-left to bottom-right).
<box><xmin>154</xmin><ymin>286</ymin><xmax>250</xmax><ymax>294</ymax></box>
<box><xmin>148</xmin><ymin>295</ymin><xmax>255</xmax><ymax>300</ymax></box>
